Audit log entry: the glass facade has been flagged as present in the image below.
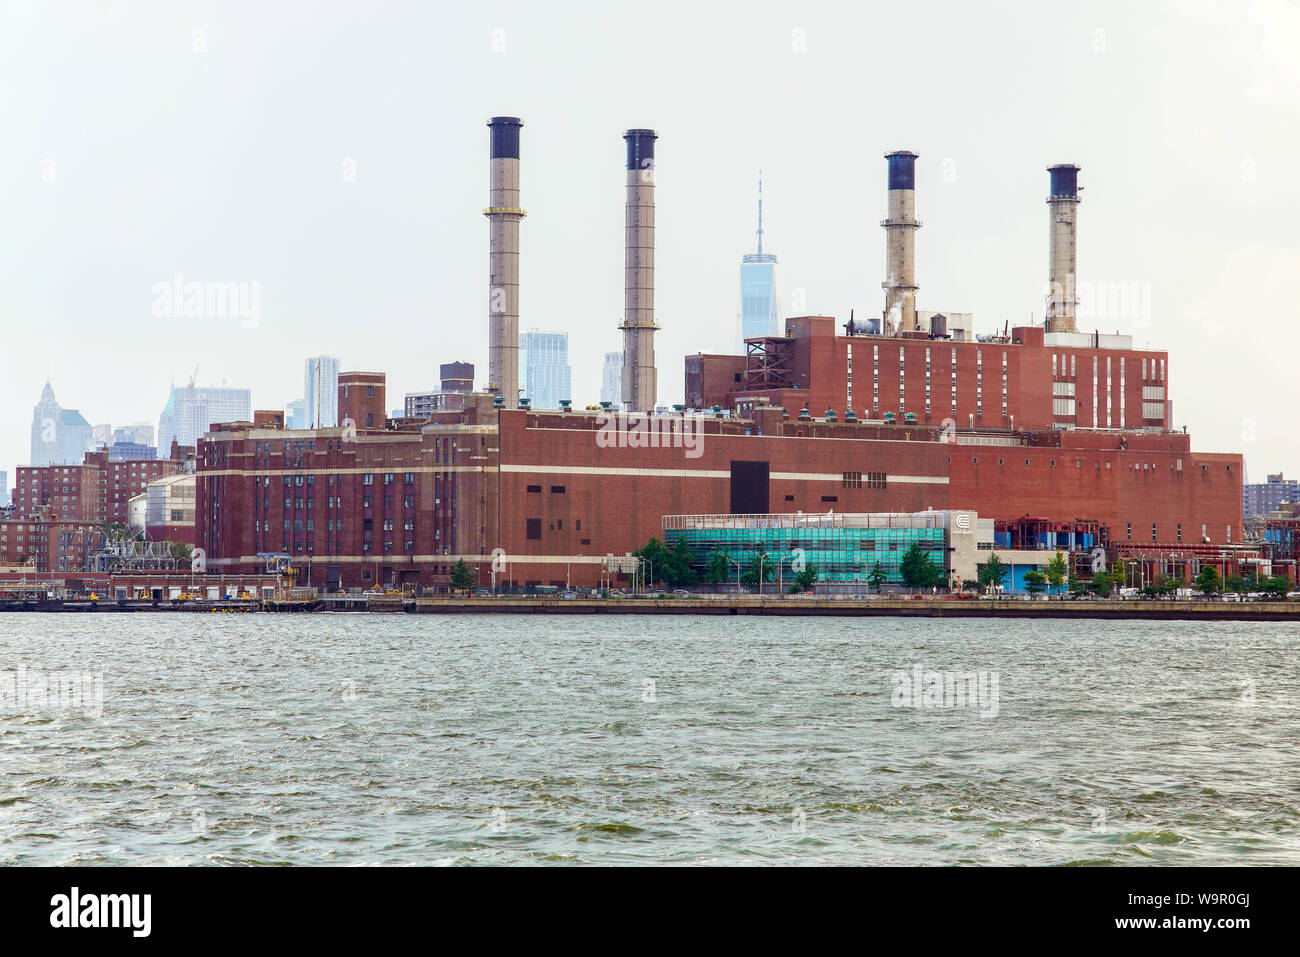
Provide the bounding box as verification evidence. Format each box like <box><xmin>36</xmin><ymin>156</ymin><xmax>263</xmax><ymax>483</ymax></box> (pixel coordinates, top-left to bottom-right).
<box><xmin>664</xmin><ymin>514</ymin><xmax>947</xmax><ymax>584</ymax></box>
<box><xmin>519</xmin><ymin>329</ymin><xmax>573</xmax><ymax>410</ymax></box>
<box><xmin>740</xmin><ymin>257</ymin><xmax>779</xmax><ymax>345</ymax></box>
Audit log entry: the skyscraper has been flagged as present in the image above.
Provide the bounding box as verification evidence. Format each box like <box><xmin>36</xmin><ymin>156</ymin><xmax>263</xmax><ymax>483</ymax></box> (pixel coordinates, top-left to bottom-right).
<box><xmin>29</xmin><ymin>382</ymin><xmax>94</xmax><ymax>466</ymax></box>
<box><xmin>158</xmin><ymin>384</ymin><xmax>252</xmax><ymax>452</ymax></box>
<box><xmin>739</xmin><ymin>174</ymin><xmax>780</xmax><ymax>348</ymax></box>
<box><xmin>286</xmin><ymin>399</ymin><xmax>307</xmax><ymax>430</ymax></box>
<box><xmin>601</xmin><ymin>352</ymin><xmax>623</xmax><ymax>406</ymax></box>
<box><xmin>303</xmin><ymin>356</ymin><xmax>340</xmax><ymax>429</ymax></box>
<box><xmin>519</xmin><ymin>330</ymin><xmax>572</xmax><ymax>409</ymax></box>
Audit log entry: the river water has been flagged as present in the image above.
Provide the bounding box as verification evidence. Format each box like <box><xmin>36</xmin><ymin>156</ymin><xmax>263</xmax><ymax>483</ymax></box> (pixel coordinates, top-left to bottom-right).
<box><xmin>0</xmin><ymin>612</ymin><xmax>1296</xmax><ymax>865</ymax></box>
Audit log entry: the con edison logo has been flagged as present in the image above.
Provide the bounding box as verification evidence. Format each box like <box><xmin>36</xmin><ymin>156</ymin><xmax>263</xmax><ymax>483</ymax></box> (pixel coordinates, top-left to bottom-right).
<box><xmin>49</xmin><ymin>888</ymin><xmax>151</xmax><ymax>937</ymax></box>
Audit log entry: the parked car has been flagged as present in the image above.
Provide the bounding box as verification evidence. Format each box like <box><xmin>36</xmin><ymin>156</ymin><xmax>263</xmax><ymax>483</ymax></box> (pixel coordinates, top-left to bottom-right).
<box><xmin>671</xmin><ymin>589</ymin><xmax>691</xmax><ymax>598</ymax></box>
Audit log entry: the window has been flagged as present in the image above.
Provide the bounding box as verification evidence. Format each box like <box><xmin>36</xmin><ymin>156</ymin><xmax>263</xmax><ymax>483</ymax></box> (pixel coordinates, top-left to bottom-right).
<box><xmin>842</xmin><ymin>471</ymin><xmax>862</xmax><ymax>488</ymax></box>
<box><xmin>527</xmin><ymin>484</ymin><xmax>541</xmax><ymax>493</ymax></box>
<box><xmin>363</xmin><ymin>473</ymin><xmax>374</xmax><ymax>485</ymax></box>
<box><xmin>821</xmin><ymin>495</ymin><xmax>838</xmax><ymax>503</ymax></box>
<box><xmin>865</xmin><ymin>472</ymin><xmax>887</xmax><ymax>489</ymax></box>
<box><xmin>550</xmin><ymin>485</ymin><xmax>566</xmax><ymax>494</ymax></box>
<box><xmin>526</xmin><ymin>518</ymin><xmax>541</xmax><ymax>540</ymax></box>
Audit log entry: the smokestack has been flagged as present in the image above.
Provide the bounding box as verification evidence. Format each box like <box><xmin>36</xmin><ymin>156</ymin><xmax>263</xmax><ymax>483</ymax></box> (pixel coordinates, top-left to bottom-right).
<box><xmin>882</xmin><ymin>150</ymin><xmax>920</xmax><ymax>336</ymax></box>
<box><xmin>485</xmin><ymin>116</ymin><xmax>525</xmax><ymax>408</ymax></box>
<box><xmin>621</xmin><ymin>128</ymin><xmax>658</xmax><ymax>412</ymax></box>
<box><xmin>1045</xmin><ymin>164</ymin><xmax>1081</xmax><ymax>334</ymax></box>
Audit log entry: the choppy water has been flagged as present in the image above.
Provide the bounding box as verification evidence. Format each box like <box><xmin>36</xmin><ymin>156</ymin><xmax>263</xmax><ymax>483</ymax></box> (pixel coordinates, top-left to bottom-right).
<box><xmin>0</xmin><ymin>612</ymin><xmax>1297</xmax><ymax>865</ymax></box>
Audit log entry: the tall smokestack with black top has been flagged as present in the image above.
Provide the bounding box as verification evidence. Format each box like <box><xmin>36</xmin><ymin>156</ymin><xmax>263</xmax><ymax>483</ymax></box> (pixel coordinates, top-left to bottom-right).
<box><xmin>621</xmin><ymin>128</ymin><xmax>658</xmax><ymax>411</ymax></box>
<box><xmin>882</xmin><ymin>150</ymin><xmax>920</xmax><ymax>336</ymax></box>
<box><xmin>485</xmin><ymin>116</ymin><xmax>524</xmax><ymax>408</ymax></box>
<box><xmin>1045</xmin><ymin>164</ymin><xmax>1081</xmax><ymax>334</ymax></box>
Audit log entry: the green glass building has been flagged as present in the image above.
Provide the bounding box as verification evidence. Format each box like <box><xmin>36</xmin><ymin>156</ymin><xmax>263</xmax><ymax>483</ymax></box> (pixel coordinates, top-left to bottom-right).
<box><xmin>663</xmin><ymin>513</ymin><xmax>948</xmax><ymax>585</ymax></box>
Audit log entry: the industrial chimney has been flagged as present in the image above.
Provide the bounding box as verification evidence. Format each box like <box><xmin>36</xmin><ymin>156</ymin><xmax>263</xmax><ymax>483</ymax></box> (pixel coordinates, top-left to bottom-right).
<box><xmin>621</xmin><ymin>129</ymin><xmax>658</xmax><ymax>412</ymax></box>
<box><xmin>1045</xmin><ymin>164</ymin><xmax>1081</xmax><ymax>335</ymax></box>
<box><xmin>485</xmin><ymin>116</ymin><xmax>525</xmax><ymax>408</ymax></box>
<box><xmin>882</xmin><ymin>151</ymin><xmax>920</xmax><ymax>336</ymax></box>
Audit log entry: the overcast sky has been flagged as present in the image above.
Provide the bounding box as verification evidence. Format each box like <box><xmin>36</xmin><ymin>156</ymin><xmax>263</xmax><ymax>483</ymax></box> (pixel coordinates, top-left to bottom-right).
<box><xmin>1</xmin><ymin>0</ymin><xmax>1297</xmax><ymax>484</ymax></box>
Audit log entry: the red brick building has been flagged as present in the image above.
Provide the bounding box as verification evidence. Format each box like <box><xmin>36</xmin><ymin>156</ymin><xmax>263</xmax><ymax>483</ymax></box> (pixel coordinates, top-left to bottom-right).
<box><xmin>689</xmin><ymin>317</ymin><xmax>1171</xmax><ymax>433</ymax></box>
<box><xmin>0</xmin><ymin>512</ymin><xmax>100</xmax><ymax>573</ymax></box>
<box><xmin>196</xmin><ymin>383</ymin><xmax>1240</xmax><ymax>590</ymax></box>
<box><xmin>13</xmin><ymin>448</ymin><xmax>185</xmax><ymax>525</ymax></box>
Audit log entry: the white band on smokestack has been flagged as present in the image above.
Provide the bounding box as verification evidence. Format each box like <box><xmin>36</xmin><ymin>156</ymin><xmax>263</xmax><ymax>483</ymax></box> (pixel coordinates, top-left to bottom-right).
<box><xmin>621</xmin><ymin>128</ymin><xmax>658</xmax><ymax>412</ymax></box>
<box><xmin>486</xmin><ymin>116</ymin><xmax>524</xmax><ymax>408</ymax></box>
<box><xmin>1046</xmin><ymin>164</ymin><xmax>1081</xmax><ymax>335</ymax></box>
<box><xmin>882</xmin><ymin>150</ymin><xmax>920</xmax><ymax>336</ymax></box>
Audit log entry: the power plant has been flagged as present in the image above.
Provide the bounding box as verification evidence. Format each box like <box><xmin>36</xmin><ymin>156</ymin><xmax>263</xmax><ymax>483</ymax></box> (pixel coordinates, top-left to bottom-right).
<box><xmin>188</xmin><ymin>116</ymin><xmax>1249</xmax><ymax>594</ymax></box>
<box><xmin>620</xmin><ymin>128</ymin><xmax>659</xmax><ymax>412</ymax></box>
<box><xmin>485</xmin><ymin>116</ymin><xmax>525</xmax><ymax>409</ymax></box>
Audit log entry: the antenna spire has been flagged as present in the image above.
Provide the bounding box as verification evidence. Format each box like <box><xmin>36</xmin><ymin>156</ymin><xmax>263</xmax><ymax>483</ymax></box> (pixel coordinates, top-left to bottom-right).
<box><xmin>756</xmin><ymin>170</ymin><xmax>764</xmax><ymax>257</ymax></box>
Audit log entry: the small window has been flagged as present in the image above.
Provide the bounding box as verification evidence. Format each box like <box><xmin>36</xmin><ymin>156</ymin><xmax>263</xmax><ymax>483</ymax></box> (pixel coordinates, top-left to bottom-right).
<box><xmin>526</xmin><ymin>518</ymin><xmax>541</xmax><ymax>540</ymax></box>
<box><xmin>821</xmin><ymin>495</ymin><xmax>838</xmax><ymax>503</ymax></box>
<box><xmin>550</xmin><ymin>485</ymin><xmax>566</xmax><ymax>494</ymax></box>
<box><xmin>784</xmin><ymin>495</ymin><xmax>795</xmax><ymax>502</ymax></box>
<box><xmin>527</xmin><ymin>484</ymin><xmax>542</xmax><ymax>493</ymax></box>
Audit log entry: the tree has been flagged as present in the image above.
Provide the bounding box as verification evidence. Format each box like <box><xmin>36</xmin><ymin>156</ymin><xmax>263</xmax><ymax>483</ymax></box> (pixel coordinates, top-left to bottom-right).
<box><xmin>900</xmin><ymin>542</ymin><xmax>944</xmax><ymax>591</ymax></box>
<box><xmin>740</xmin><ymin>552</ymin><xmax>775</xmax><ymax>588</ymax></box>
<box><xmin>450</xmin><ymin>559</ymin><xmax>476</xmax><ymax>594</ymax></box>
<box><xmin>1259</xmin><ymin>575</ymin><xmax>1291</xmax><ymax>599</ymax></box>
<box><xmin>704</xmin><ymin>551</ymin><xmax>730</xmax><ymax>587</ymax></box>
<box><xmin>1224</xmin><ymin>574</ymin><xmax>1248</xmax><ymax>595</ymax></box>
<box><xmin>789</xmin><ymin>564</ymin><xmax>820</xmax><ymax>594</ymax></box>
<box><xmin>1194</xmin><ymin>566</ymin><xmax>1221</xmax><ymax>595</ymax></box>
<box><xmin>1068</xmin><ymin>575</ymin><xmax>1088</xmax><ymax>597</ymax></box>
<box><xmin>868</xmin><ymin>562</ymin><xmax>887</xmax><ymax>594</ymax></box>
<box><xmin>1089</xmin><ymin>571</ymin><xmax>1111</xmax><ymax>597</ymax></box>
<box><xmin>170</xmin><ymin>541</ymin><xmax>193</xmax><ymax>570</ymax></box>
<box><xmin>978</xmin><ymin>552</ymin><xmax>1009</xmax><ymax>592</ymax></box>
<box><xmin>665</xmin><ymin>538</ymin><xmax>697</xmax><ymax>588</ymax></box>
<box><xmin>1023</xmin><ymin>569</ymin><xmax>1047</xmax><ymax>594</ymax></box>
<box><xmin>1045</xmin><ymin>552</ymin><xmax>1068</xmax><ymax>594</ymax></box>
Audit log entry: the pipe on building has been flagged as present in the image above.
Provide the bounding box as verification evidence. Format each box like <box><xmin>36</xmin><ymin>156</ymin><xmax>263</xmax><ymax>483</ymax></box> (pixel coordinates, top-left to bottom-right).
<box><xmin>882</xmin><ymin>151</ymin><xmax>920</xmax><ymax>336</ymax></box>
<box><xmin>485</xmin><ymin>116</ymin><xmax>525</xmax><ymax>408</ymax></box>
<box><xmin>1045</xmin><ymin>164</ymin><xmax>1081</xmax><ymax>335</ymax></box>
<box><xmin>621</xmin><ymin>128</ymin><xmax>658</xmax><ymax>411</ymax></box>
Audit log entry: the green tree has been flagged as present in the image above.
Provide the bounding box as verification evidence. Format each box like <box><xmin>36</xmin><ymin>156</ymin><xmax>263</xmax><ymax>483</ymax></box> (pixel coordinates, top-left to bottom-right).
<box><xmin>1045</xmin><ymin>552</ymin><xmax>1068</xmax><ymax>594</ymax></box>
<box><xmin>1224</xmin><ymin>574</ymin><xmax>1247</xmax><ymax>595</ymax></box>
<box><xmin>868</xmin><ymin>562</ymin><xmax>887</xmax><ymax>594</ymax></box>
<box><xmin>704</xmin><ymin>551</ymin><xmax>730</xmax><ymax>587</ymax></box>
<box><xmin>1089</xmin><ymin>571</ymin><xmax>1111</xmax><ymax>597</ymax></box>
<box><xmin>170</xmin><ymin>541</ymin><xmax>192</xmax><ymax>570</ymax></box>
<box><xmin>740</xmin><ymin>552</ymin><xmax>775</xmax><ymax>588</ymax></box>
<box><xmin>1068</xmin><ymin>575</ymin><xmax>1088</xmax><ymax>597</ymax></box>
<box><xmin>789</xmin><ymin>564</ymin><xmax>820</xmax><ymax>594</ymax></box>
<box><xmin>1194</xmin><ymin>566</ymin><xmax>1221</xmax><ymax>595</ymax></box>
<box><xmin>449</xmin><ymin>559</ymin><xmax>476</xmax><ymax>594</ymax></box>
<box><xmin>1259</xmin><ymin>575</ymin><xmax>1291</xmax><ymax>599</ymax></box>
<box><xmin>900</xmin><ymin>542</ymin><xmax>944</xmax><ymax>591</ymax></box>
<box><xmin>1023</xmin><ymin>569</ymin><xmax>1047</xmax><ymax>594</ymax></box>
<box><xmin>632</xmin><ymin>536</ymin><xmax>671</xmax><ymax>587</ymax></box>
<box><xmin>665</xmin><ymin>538</ymin><xmax>697</xmax><ymax>588</ymax></box>
<box><xmin>978</xmin><ymin>552</ymin><xmax>1009</xmax><ymax>592</ymax></box>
